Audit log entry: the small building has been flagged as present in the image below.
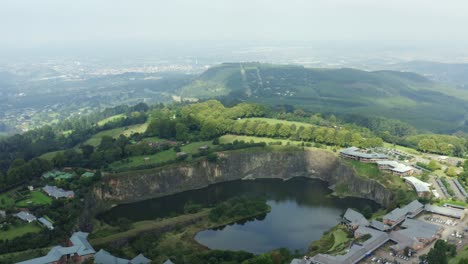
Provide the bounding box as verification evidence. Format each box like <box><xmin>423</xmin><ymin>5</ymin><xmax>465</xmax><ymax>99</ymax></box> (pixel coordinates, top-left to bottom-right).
<box><xmin>95</xmin><ymin>249</ymin><xmax>151</xmax><ymax>264</ymax></box>
<box><xmin>425</xmin><ymin>204</ymin><xmax>465</xmax><ymax>219</ymax></box>
<box><xmin>38</xmin><ymin>217</ymin><xmax>54</xmax><ymax>230</ymax></box>
<box><xmin>163</xmin><ymin>260</ymin><xmax>175</xmax><ymax>264</ymax></box>
<box><xmin>176</xmin><ymin>152</ymin><xmax>188</xmax><ymax>158</ymax></box>
<box><xmin>339</xmin><ymin>147</ymin><xmax>388</xmax><ymax>163</ymax></box>
<box><xmin>403</xmin><ymin>176</ymin><xmax>432</xmax><ymax>198</ymax></box>
<box><xmin>43</xmin><ymin>185</ymin><xmax>75</xmax><ymax>199</ymax></box>
<box><xmin>342</xmin><ymin>208</ymin><xmax>369</xmax><ymax>230</ymax></box>
<box><xmin>376</xmin><ymin>160</ymin><xmax>414</xmax><ymax>176</ymax></box>
<box><xmin>199</xmin><ymin>145</ymin><xmax>209</xmax><ymax>151</ymax></box>
<box><xmin>15</xmin><ymin>211</ymin><xmax>37</xmax><ymax>223</ymax></box>
<box><xmin>28</xmin><ymin>185</ymin><xmax>34</xmax><ymax>191</ymax></box>
<box><xmin>0</xmin><ymin>210</ymin><xmax>6</xmax><ymax>219</ymax></box>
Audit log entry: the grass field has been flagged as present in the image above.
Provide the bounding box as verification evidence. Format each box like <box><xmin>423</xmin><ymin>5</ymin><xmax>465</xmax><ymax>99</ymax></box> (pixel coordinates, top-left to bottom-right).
<box><xmin>383</xmin><ymin>142</ymin><xmax>420</xmax><ymax>155</ymax></box>
<box><xmin>0</xmin><ymin>223</ymin><xmax>42</xmax><ymax>240</ymax></box>
<box><xmin>237</xmin><ymin>117</ymin><xmax>313</xmax><ymax>128</ymax></box>
<box><xmin>84</xmin><ymin>123</ymin><xmax>149</xmax><ymax>147</ymax></box>
<box><xmin>97</xmin><ymin>114</ymin><xmax>125</xmax><ymax>126</ymax></box>
<box><xmin>0</xmin><ymin>192</ymin><xmax>15</xmax><ymax>210</ymax></box>
<box><xmin>110</xmin><ymin>141</ymin><xmax>213</xmax><ymax>170</ymax></box>
<box><xmin>329</xmin><ymin>229</ymin><xmax>350</xmax><ymax>252</ymax></box>
<box><xmin>110</xmin><ymin>149</ymin><xmax>177</xmax><ymax>170</ymax></box>
<box><xmin>449</xmin><ymin>246</ymin><xmax>468</xmax><ymax>264</ymax></box>
<box><xmin>38</xmin><ymin>150</ymin><xmax>65</xmax><ymax>161</ymax></box>
<box><xmin>15</xmin><ymin>191</ymin><xmax>52</xmax><ymax>207</ymax></box>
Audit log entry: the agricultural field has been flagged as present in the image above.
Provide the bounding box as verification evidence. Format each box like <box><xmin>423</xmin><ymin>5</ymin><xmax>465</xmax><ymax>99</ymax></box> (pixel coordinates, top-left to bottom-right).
<box><xmin>15</xmin><ymin>191</ymin><xmax>52</xmax><ymax>207</ymax></box>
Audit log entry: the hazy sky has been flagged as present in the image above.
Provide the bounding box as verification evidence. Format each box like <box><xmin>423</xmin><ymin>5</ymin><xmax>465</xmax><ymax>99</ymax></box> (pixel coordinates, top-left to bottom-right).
<box><xmin>1</xmin><ymin>0</ymin><xmax>467</xmax><ymax>55</ymax></box>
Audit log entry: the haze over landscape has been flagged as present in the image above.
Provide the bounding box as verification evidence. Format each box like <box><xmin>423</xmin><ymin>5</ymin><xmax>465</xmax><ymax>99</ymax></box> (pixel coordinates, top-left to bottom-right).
<box><xmin>2</xmin><ymin>1</ymin><xmax>468</xmax><ymax>264</ymax></box>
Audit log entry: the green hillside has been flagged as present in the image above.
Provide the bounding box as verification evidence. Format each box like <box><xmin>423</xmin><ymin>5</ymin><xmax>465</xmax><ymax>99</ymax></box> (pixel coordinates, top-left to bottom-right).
<box><xmin>180</xmin><ymin>63</ymin><xmax>468</xmax><ymax>132</ymax></box>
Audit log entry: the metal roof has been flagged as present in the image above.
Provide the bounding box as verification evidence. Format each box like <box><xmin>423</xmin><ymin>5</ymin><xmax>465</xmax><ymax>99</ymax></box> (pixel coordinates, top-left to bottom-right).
<box><xmin>38</xmin><ymin>217</ymin><xmax>54</xmax><ymax>230</ymax></box>
<box><xmin>425</xmin><ymin>204</ymin><xmax>465</xmax><ymax>219</ymax></box>
<box><xmin>15</xmin><ymin>211</ymin><xmax>37</xmax><ymax>222</ymax></box>
<box><xmin>343</xmin><ymin>208</ymin><xmax>369</xmax><ymax>227</ymax></box>
<box><xmin>340</xmin><ymin>147</ymin><xmax>388</xmax><ymax>159</ymax></box>
<box><xmin>403</xmin><ymin>177</ymin><xmax>431</xmax><ymax>193</ymax></box>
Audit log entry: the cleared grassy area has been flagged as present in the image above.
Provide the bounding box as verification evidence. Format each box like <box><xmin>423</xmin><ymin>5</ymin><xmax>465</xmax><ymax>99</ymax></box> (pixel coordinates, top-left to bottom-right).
<box><xmin>181</xmin><ymin>141</ymin><xmax>213</xmax><ymax>153</ymax></box>
<box><xmin>141</xmin><ymin>136</ymin><xmax>165</xmax><ymax>143</ymax></box>
<box><xmin>110</xmin><ymin>141</ymin><xmax>214</xmax><ymax>170</ymax></box>
<box><xmin>84</xmin><ymin>123</ymin><xmax>149</xmax><ymax>147</ymax></box>
<box><xmin>0</xmin><ymin>223</ymin><xmax>42</xmax><ymax>240</ymax></box>
<box><xmin>39</xmin><ymin>150</ymin><xmax>65</xmax><ymax>161</ymax></box>
<box><xmin>15</xmin><ymin>191</ymin><xmax>52</xmax><ymax>207</ymax></box>
<box><xmin>97</xmin><ymin>114</ymin><xmax>125</xmax><ymax>126</ymax></box>
<box><xmin>383</xmin><ymin>142</ymin><xmax>420</xmax><ymax>155</ymax></box>
<box><xmin>329</xmin><ymin>229</ymin><xmax>350</xmax><ymax>252</ymax></box>
<box><xmin>110</xmin><ymin>149</ymin><xmax>177</xmax><ymax>170</ymax></box>
<box><xmin>449</xmin><ymin>246</ymin><xmax>468</xmax><ymax>264</ymax></box>
<box><xmin>0</xmin><ymin>192</ymin><xmax>15</xmax><ymax>209</ymax></box>
<box><xmin>237</xmin><ymin>117</ymin><xmax>313</xmax><ymax>128</ymax></box>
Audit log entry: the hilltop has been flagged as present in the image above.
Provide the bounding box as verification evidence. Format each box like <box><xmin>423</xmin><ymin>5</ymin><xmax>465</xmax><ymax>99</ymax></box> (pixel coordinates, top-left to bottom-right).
<box><xmin>180</xmin><ymin>63</ymin><xmax>468</xmax><ymax>133</ymax></box>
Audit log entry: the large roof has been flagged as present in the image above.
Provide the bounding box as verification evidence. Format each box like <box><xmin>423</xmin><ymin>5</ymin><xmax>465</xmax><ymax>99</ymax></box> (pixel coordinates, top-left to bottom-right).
<box><xmin>377</xmin><ymin>160</ymin><xmax>413</xmax><ymax>173</ymax></box>
<box><xmin>390</xmin><ymin>219</ymin><xmax>442</xmax><ymax>251</ymax></box>
<box><xmin>15</xmin><ymin>211</ymin><xmax>37</xmax><ymax>222</ymax></box>
<box><xmin>425</xmin><ymin>204</ymin><xmax>465</xmax><ymax>219</ymax></box>
<box><xmin>38</xmin><ymin>217</ymin><xmax>54</xmax><ymax>230</ymax></box>
<box><xmin>343</xmin><ymin>208</ymin><xmax>369</xmax><ymax>227</ymax></box>
<box><xmin>95</xmin><ymin>249</ymin><xmax>151</xmax><ymax>264</ymax></box>
<box><xmin>340</xmin><ymin>147</ymin><xmax>388</xmax><ymax>159</ymax></box>
<box><xmin>403</xmin><ymin>177</ymin><xmax>431</xmax><ymax>193</ymax></box>
<box><xmin>42</xmin><ymin>185</ymin><xmax>75</xmax><ymax>199</ymax></box>
<box><xmin>17</xmin><ymin>232</ymin><xmax>95</xmax><ymax>264</ymax></box>
<box><xmin>383</xmin><ymin>200</ymin><xmax>423</xmax><ymax>223</ymax></box>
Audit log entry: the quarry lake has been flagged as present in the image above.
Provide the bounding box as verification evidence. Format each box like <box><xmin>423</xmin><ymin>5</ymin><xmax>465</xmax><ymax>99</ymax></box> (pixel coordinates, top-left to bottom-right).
<box><xmin>100</xmin><ymin>177</ymin><xmax>379</xmax><ymax>254</ymax></box>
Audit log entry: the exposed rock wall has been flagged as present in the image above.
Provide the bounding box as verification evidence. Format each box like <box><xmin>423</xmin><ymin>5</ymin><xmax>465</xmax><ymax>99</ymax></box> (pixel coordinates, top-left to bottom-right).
<box><xmin>93</xmin><ymin>149</ymin><xmax>395</xmax><ymax>207</ymax></box>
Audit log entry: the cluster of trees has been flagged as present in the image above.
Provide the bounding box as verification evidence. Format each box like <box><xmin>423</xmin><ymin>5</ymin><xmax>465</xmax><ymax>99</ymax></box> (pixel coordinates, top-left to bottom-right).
<box><xmin>230</xmin><ymin>120</ymin><xmax>383</xmax><ymax>148</ymax></box>
<box><xmin>411</xmin><ymin>134</ymin><xmax>466</xmax><ymax>156</ymax></box>
<box><xmin>209</xmin><ymin>197</ymin><xmax>269</xmax><ymax>222</ymax></box>
<box><xmin>0</xmin><ymin>158</ymin><xmax>52</xmax><ymax>191</ymax></box>
<box><xmin>145</xmin><ymin>100</ymin><xmax>383</xmax><ymax>148</ymax></box>
<box><xmin>51</xmin><ymin>135</ymin><xmax>171</xmax><ymax>169</ymax></box>
<box><xmin>0</xmin><ymin>103</ymin><xmax>150</xmax><ymax>181</ymax></box>
<box><xmin>420</xmin><ymin>240</ymin><xmax>456</xmax><ymax>264</ymax></box>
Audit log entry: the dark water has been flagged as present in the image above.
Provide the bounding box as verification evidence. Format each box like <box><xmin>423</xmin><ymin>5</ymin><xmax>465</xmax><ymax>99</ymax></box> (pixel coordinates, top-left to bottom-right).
<box><xmin>100</xmin><ymin>178</ymin><xmax>378</xmax><ymax>254</ymax></box>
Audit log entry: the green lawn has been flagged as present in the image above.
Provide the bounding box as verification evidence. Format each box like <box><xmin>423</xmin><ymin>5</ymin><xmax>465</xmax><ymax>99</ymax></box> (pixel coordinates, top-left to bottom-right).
<box><xmin>0</xmin><ymin>223</ymin><xmax>42</xmax><ymax>240</ymax></box>
<box><xmin>449</xmin><ymin>246</ymin><xmax>468</xmax><ymax>264</ymax></box>
<box><xmin>237</xmin><ymin>117</ymin><xmax>314</xmax><ymax>128</ymax></box>
<box><xmin>84</xmin><ymin>123</ymin><xmax>149</xmax><ymax>147</ymax></box>
<box><xmin>181</xmin><ymin>141</ymin><xmax>213</xmax><ymax>153</ymax></box>
<box><xmin>15</xmin><ymin>191</ymin><xmax>53</xmax><ymax>207</ymax></box>
<box><xmin>141</xmin><ymin>136</ymin><xmax>165</xmax><ymax>143</ymax></box>
<box><xmin>38</xmin><ymin>150</ymin><xmax>65</xmax><ymax>161</ymax></box>
<box><xmin>383</xmin><ymin>142</ymin><xmax>420</xmax><ymax>155</ymax></box>
<box><xmin>0</xmin><ymin>192</ymin><xmax>15</xmax><ymax>210</ymax></box>
<box><xmin>329</xmin><ymin>229</ymin><xmax>350</xmax><ymax>252</ymax></box>
<box><xmin>110</xmin><ymin>149</ymin><xmax>177</xmax><ymax>170</ymax></box>
<box><xmin>97</xmin><ymin>114</ymin><xmax>125</xmax><ymax>126</ymax></box>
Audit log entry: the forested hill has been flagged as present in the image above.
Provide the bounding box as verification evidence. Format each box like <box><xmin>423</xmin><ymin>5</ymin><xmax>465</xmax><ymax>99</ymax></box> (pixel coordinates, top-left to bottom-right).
<box><xmin>180</xmin><ymin>63</ymin><xmax>468</xmax><ymax>133</ymax></box>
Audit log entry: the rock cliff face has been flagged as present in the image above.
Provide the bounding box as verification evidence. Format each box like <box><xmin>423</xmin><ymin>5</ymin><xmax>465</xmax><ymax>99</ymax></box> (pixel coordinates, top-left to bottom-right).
<box><xmin>94</xmin><ymin>149</ymin><xmax>394</xmax><ymax>207</ymax></box>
